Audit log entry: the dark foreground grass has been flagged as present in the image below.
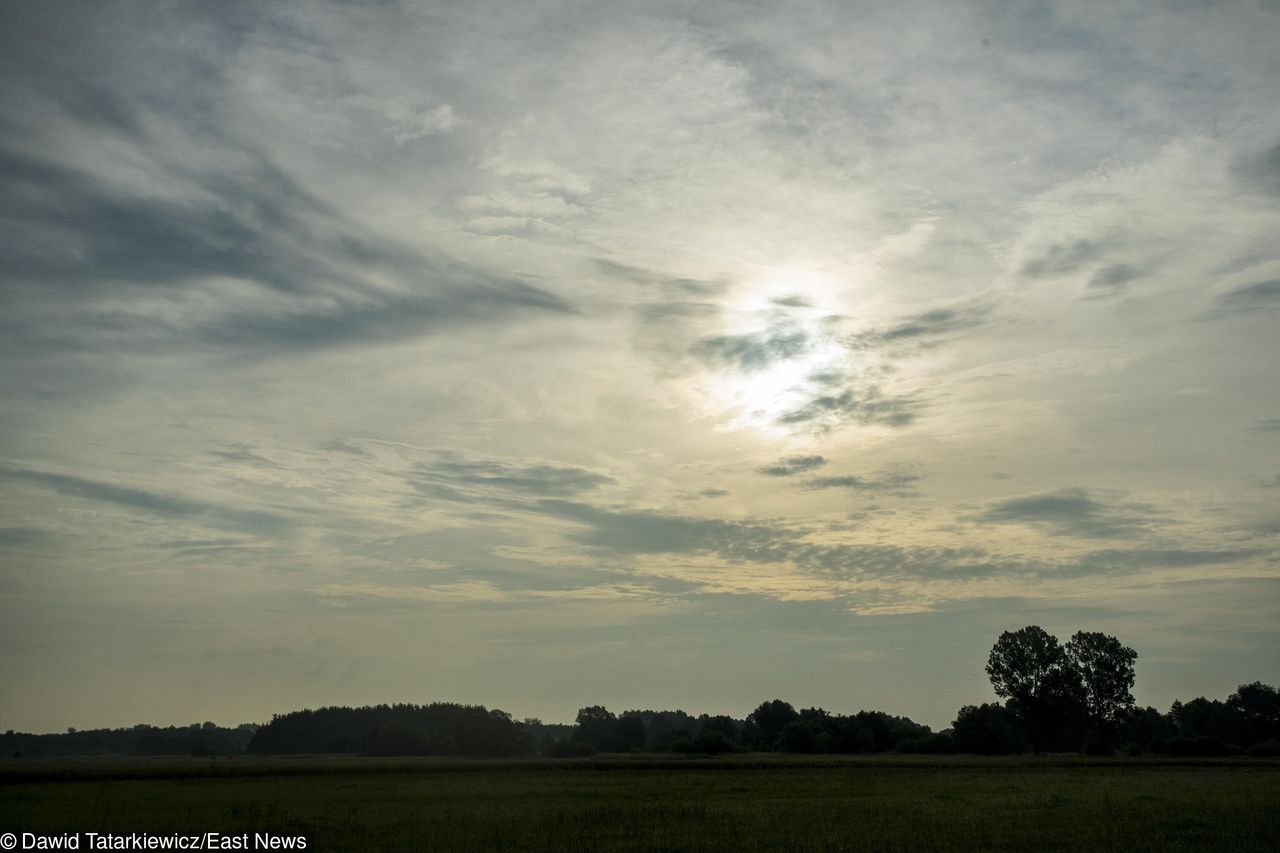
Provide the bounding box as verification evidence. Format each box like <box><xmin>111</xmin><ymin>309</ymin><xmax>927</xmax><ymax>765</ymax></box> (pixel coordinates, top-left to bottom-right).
<box><xmin>2</xmin><ymin>755</ymin><xmax>1277</xmax><ymax>852</ymax></box>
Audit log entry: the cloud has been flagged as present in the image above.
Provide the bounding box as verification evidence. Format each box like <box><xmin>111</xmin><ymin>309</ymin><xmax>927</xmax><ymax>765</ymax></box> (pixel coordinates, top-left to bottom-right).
<box><xmin>1233</xmin><ymin>137</ymin><xmax>1280</xmax><ymax>197</ymax></box>
<box><xmin>0</xmin><ymin>465</ymin><xmax>291</xmax><ymax>534</ymax></box>
<box><xmin>758</xmin><ymin>455</ymin><xmax>827</xmax><ymax>477</ymax></box>
<box><xmin>776</xmin><ymin>388</ymin><xmax>916</xmax><ymax>430</ymax></box>
<box><xmin>973</xmin><ymin>488</ymin><xmax>1162</xmax><ymax>539</ymax></box>
<box><xmin>857</xmin><ymin>304</ymin><xmax>991</xmax><ymax>345</ymax></box>
<box><xmin>0</xmin><ymin>526</ymin><xmax>49</xmax><ymax>548</ymax></box>
<box><xmin>204</xmin><ymin>445</ymin><xmax>277</xmax><ymax>467</ymax></box>
<box><xmin>1020</xmin><ymin>239</ymin><xmax>1105</xmax><ymax>278</ymax></box>
<box><xmin>1054</xmin><ymin>548</ymin><xmax>1258</xmax><ymax>577</ymax></box>
<box><xmin>1214</xmin><ymin>278</ymin><xmax>1280</xmax><ymax>313</ymax></box>
<box><xmin>0</xmin><ymin>141</ymin><xmax>572</xmax><ymax>357</ymax></box>
<box><xmin>801</xmin><ymin>472</ymin><xmax>921</xmax><ymax>494</ymax></box>
<box><xmin>408</xmin><ymin>454</ymin><xmax>614</xmax><ymax>502</ymax></box>
<box><xmin>1087</xmin><ymin>263</ymin><xmax>1140</xmax><ymax>293</ymax></box>
<box><xmin>537</xmin><ymin>499</ymin><xmax>800</xmax><ymax>556</ymax></box>
<box><xmin>594</xmin><ymin>259</ymin><xmax>724</xmax><ymax>296</ymax></box>
<box><xmin>1256</xmin><ymin>418</ymin><xmax>1280</xmax><ymax>432</ymax></box>
<box><xmin>320</xmin><ymin>580</ymin><xmax>511</xmax><ymax>605</ymax></box>
<box><xmin>692</xmin><ymin>327</ymin><xmax>810</xmax><ymax>372</ymax></box>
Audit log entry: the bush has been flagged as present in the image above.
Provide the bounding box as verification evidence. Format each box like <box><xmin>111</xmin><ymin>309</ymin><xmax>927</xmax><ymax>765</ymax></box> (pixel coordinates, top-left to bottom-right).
<box><xmin>545</xmin><ymin>740</ymin><xmax>596</xmax><ymax>758</ymax></box>
<box><xmin>894</xmin><ymin>738</ymin><xmax>918</xmax><ymax>754</ymax></box>
<box><xmin>1127</xmin><ymin>743</ymin><xmax>1143</xmax><ymax>757</ymax></box>
<box><xmin>1196</xmin><ymin>736</ymin><xmax>1229</xmax><ymax>757</ymax></box>
<box><xmin>919</xmin><ymin>734</ymin><xmax>953</xmax><ymax>755</ymax></box>
<box><xmin>1247</xmin><ymin>740</ymin><xmax>1279</xmax><ymax>758</ymax></box>
<box><xmin>689</xmin><ymin>730</ymin><xmax>738</xmax><ymax>755</ymax></box>
<box><xmin>1168</xmin><ymin>736</ymin><xmax>1230</xmax><ymax>757</ymax></box>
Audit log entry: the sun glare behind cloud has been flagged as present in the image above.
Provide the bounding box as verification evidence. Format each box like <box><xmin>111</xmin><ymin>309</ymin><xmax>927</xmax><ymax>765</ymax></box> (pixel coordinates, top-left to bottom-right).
<box><xmin>698</xmin><ymin>269</ymin><xmax>854</xmax><ymax>434</ymax></box>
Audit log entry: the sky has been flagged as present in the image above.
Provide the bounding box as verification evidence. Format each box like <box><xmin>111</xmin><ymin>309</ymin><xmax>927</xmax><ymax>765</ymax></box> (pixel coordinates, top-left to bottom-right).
<box><xmin>1</xmin><ymin>0</ymin><xmax>1278</xmax><ymax>733</ymax></box>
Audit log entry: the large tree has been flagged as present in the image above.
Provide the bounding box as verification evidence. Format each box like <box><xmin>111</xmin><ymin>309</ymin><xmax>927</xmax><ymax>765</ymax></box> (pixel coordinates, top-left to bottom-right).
<box><xmin>986</xmin><ymin>626</ymin><xmax>1083</xmax><ymax>755</ymax></box>
<box><xmin>1227</xmin><ymin>682</ymin><xmax>1280</xmax><ymax>745</ymax></box>
<box><xmin>1065</xmin><ymin>631</ymin><xmax>1137</xmax><ymax>753</ymax></box>
<box><xmin>572</xmin><ymin>705</ymin><xmax>619</xmax><ymax>752</ymax></box>
<box><xmin>747</xmin><ymin>700</ymin><xmax>798</xmax><ymax>750</ymax></box>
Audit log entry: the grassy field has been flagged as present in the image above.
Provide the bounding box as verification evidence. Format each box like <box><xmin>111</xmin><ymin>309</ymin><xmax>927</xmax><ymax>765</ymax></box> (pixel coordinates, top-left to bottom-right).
<box><xmin>2</xmin><ymin>754</ymin><xmax>1278</xmax><ymax>851</ymax></box>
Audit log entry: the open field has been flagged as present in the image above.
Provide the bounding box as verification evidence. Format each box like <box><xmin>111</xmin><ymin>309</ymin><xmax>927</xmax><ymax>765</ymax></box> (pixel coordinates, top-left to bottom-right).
<box><xmin>2</xmin><ymin>755</ymin><xmax>1278</xmax><ymax>851</ymax></box>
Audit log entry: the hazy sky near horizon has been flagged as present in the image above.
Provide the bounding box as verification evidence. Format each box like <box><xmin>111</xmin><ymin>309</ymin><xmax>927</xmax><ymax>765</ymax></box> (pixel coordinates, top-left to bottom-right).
<box><xmin>1</xmin><ymin>0</ymin><xmax>1278</xmax><ymax>732</ymax></box>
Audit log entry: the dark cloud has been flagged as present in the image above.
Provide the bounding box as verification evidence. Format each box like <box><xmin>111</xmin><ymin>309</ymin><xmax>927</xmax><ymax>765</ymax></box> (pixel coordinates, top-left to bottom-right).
<box><xmin>1233</xmin><ymin>138</ymin><xmax>1280</xmax><ymax>196</ymax></box>
<box><xmin>0</xmin><ymin>465</ymin><xmax>291</xmax><ymax>534</ymax></box>
<box><xmin>1056</xmin><ymin>548</ymin><xmax>1257</xmax><ymax>577</ymax></box>
<box><xmin>1214</xmin><ymin>278</ymin><xmax>1280</xmax><ymax>313</ymax></box>
<box><xmin>1087</xmin><ymin>263</ymin><xmax>1139</xmax><ymax>293</ymax></box>
<box><xmin>770</xmin><ymin>295</ymin><xmax>812</xmax><ymax>308</ymax></box>
<box><xmin>0</xmin><ymin>129</ymin><xmax>570</xmax><ymax>358</ymax></box>
<box><xmin>802</xmin><ymin>472</ymin><xmax>921</xmax><ymax>494</ymax></box>
<box><xmin>777</xmin><ymin>540</ymin><xmax>1250</xmax><ymax>584</ymax></box>
<box><xmin>205</xmin><ymin>445</ymin><xmax>277</xmax><ymax>467</ymax></box>
<box><xmin>693</xmin><ymin>327</ymin><xmax>809</xmax><ymax>372</ymax></box>
<box><xmin>0</xmin><ymin>143</ymin><xmax>344</xmax><ymax>294</ymax></box>
<box><xmin>1256</xmin><ymin>418</ymin><xmax>1280</xmax><ymax>432</ymax></box>
<box><xmin>0</xmin><ymin>526</ymin><xmax>49</xmax><ymax>548</ymax></box>
<box><xmin>758</xmin><ymin>455</ymin><xmax>827</xmax><ymax>477</ymax></box>
<box><xmin>409</xmin><ymin>455</ymin><xmax>614</xmax><ymax>502</ymax></box>
<box><xmin>859</xmin><ymin>304</ymin><xmax>991</xmax><ymax>345</ymax></box>
<box><xmin>698</xmin><ymin>488</ymin><xmax>730</xmax><ymax>498</ymax></box>
<box><xmin>317</xmin><ymin>438</ymin><xmax>373</xmax><ymax>457</ymax></box>
<box><xmin>594</xmin><ymin>259</ymin><xmax>724</xmax><ymax>296</ymax></box>
<box><xmin>776</xmin><ymin>388</ymin><xmax>916</xmax><ymax>430</ymax></box>
<box><xmin>1020</xmin><ymin>239</ymin><xmax>1104</xmax><ymax>278</ymax></box>
<box><xmin>974</xmin><ymin>488</ymin><xmax>1161</xmax><ymax>538</ymax></box>
<box><xmin>537</xmin><ymin>499</ymin><xmax>798</xmax><ymax>556</ymax></box>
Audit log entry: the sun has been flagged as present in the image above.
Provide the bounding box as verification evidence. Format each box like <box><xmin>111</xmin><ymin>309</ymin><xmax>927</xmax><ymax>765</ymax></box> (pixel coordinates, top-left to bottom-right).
<box><xmin>700</xmin><ymin>269</ymin><xmax>851</xmax><ymax>434</ymax></box>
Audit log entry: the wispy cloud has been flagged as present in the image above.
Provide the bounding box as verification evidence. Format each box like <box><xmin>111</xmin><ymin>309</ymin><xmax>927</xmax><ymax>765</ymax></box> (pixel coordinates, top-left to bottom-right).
<box><xmin>1214</xmin><ymin>278</ymin><xmax>1280</xmax><ymax>314</ymax></box>
<box><xmin>973</xmin><ymin>488</ymin><xmax>1162</xmax><ymax>539</ymax></box>
<box><xmin>776</xmin><ymin>388</ymin><xmax>916</xmax><ymax>430</ymax></box>
<box><xmin>802</xmin><ymin>472</ymin><xmax>920</xmax><ymax>494</ymax></box>
<box><xmin>0</xmin><ymin>465</ymin><xmax>291</xmax><ymax>535</ymax></box>
<box><xmin>758</xmin><ymin>455</ymin><xmax>827</xmax><ymax>477</ymax></box>
<box><xmin>409</xmin><ymin>454</ymin><xmax>614</xmax><ymax>502</ymax></box>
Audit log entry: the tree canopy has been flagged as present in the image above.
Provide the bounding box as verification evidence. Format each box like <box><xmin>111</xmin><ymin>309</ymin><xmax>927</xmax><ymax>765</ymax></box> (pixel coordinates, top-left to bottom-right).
<box><xmin>986</xmin><ymin>625</ymin><xmax>1085</xmax><ymax>754</ymax></box>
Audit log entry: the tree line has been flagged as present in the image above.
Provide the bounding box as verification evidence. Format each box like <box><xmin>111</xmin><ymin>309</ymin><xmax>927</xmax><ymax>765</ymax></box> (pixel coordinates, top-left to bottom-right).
<box><xmin>5</xmin><ymin>626</ymin><xmax>1276</xmax><ymax>758</ymax></box>
<box><xmin>1</xmin><ymin>722</ymin><xmax>258</xmax><ymax>758</ymax></box>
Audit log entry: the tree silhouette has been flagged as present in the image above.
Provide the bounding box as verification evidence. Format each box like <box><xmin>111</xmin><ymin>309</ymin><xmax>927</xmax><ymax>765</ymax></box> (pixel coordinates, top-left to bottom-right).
<box><xmin>573</xmin><ymin>705</ymin><xmax>620</xmax><ymax>751</ymax></box>
<box><xmin>1227</xmin><ymin>682</ymin><xmax>1280</xmax><ymax>745</ymax></box>
<box><xmin>747</xmin><ymin>700</ymin><xmax>798</xmax><ymax>750</ymax></box>
<box><xmin>950</xmin><ymin>703</ymin><xmax>1027</xmax><ymax>755</ymax></box>
<box><xmin>986</xmin><ymin>626</ymin><xmax>1083</xmax><ymax>755</ymax></box>
<box><xmin>1065</xmin><ymin>631</ymin><xmax>1136</xmax><ymax>754</ymax></box>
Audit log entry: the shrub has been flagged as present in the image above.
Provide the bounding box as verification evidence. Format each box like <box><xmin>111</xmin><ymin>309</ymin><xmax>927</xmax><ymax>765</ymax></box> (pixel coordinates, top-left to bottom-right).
<box><xmin>1247</xmin><ymin>740</ymin><xmax>1279</xmax><ymax>758</ymax></box>
<box><xmin>688</xmin><ymin>730</ymin><xmax>738</xmax><ymax>754</ymax></box>
<box><xmin>545</xmin><ymin>740</ymin><xmax>596</xmax><ymax>758</ymax></box>
<box><xmin>1196</xmin><ymin>736</ymin><xmax>1229</xmax><ymax>757</ymax></box>
<box><xmin>919</xmin><ymin>734</ymin><xmax>954</xmax><ymax>755</ymax></box>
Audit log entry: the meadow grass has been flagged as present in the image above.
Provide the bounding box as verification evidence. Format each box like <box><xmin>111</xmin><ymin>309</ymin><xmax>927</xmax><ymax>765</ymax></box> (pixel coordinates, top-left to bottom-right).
<box><xmin>2</xmin><ymin>755</ymin><xmax>1277</xmax><ymax>851</ymax></box>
